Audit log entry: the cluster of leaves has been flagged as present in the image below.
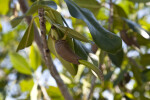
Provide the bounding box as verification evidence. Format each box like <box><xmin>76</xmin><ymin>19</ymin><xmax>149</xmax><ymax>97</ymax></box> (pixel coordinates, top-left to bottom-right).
<box><xmin>0</xmin><ymin>0</ymin><xmax>150</xmax><ymax>100</ymax></box>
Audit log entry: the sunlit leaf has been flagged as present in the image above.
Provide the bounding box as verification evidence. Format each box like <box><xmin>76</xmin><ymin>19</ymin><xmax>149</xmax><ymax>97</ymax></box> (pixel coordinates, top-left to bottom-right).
<box><xmin>79</xmin><ymin>60</ymin><xmax>103</xmax><ymax>81</ymax></box>
<box><xmin>20</xmin><ymin>79</ymin><xmax>34</xmax><ymax>92</ymax></box>
<box><xmin>47</xmin><ymin>86</ymin><xmax>64</xmax><ymax>100</ymax></box>
<box><xmin>123</xmin><ymin>18</ymin><xmax>150</xmax><ymax>39</ymax></box>
<box><xmin>0</xmin><ymin>0</ymin><xmax>9</xmax><ymax>15</ymax></box>
<box><xmin>29</xmin><ymin>45</ymin><xmax>41</xmax><ymax>70</ymax></box>
<box><xmin>9</xmin><ymin>52</ymin><xmax>32</xmax><ymax>75</ymax></box>
<box><xmin>113</xmin><ymin>4</ymin><xmax>128</xmax><ymax>18</ymax></box>
<box><xmin>16</xmin><ymin>19</ymin><xmax>34</xmax><ymax>51</ymax></box>
<box><xmin>64</xmin><ymin>0</ymin><xmax>122</xmax><ymax>54</ymax></box>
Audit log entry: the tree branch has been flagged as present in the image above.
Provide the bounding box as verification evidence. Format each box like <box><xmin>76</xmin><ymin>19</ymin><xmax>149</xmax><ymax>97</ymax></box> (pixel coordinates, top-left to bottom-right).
<box><xmin>18</xmin><ymin>0</ymin><xmax>73</xmax><ymax>100</ymax></box>
<box><xmin>108</xmin><ymin>0</ymin><xmax>113</xmax><ymax>31</ymax></box>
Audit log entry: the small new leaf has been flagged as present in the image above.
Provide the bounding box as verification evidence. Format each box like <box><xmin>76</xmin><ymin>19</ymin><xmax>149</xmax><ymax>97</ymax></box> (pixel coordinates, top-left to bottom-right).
<box><xmin>16</xmin><ymin>19</ymin><xmax>34</xmax><ymax>51</ymax></box>
<box><xmin>53</xmin><ymin>24</ymin><xmax>89</xmax><ymax>42</ymax></box>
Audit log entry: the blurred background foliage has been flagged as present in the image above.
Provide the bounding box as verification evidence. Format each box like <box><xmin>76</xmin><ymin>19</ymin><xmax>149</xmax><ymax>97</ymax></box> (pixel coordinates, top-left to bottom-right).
<box><xmin>0</xmin><ymin>0</ymin><xmax>150</xmax><ymax>100</ymax></box>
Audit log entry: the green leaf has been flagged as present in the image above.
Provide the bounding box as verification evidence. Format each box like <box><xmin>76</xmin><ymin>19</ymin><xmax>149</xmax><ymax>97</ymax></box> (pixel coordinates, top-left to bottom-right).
<box><xmin>130</xmin><ymin>59</ymin><xmax>142</xmax><ymax>85</ymax></box>
<box><xmin>123</xmin><ymin>18</ymin><xmax>150</xmax><ymax>39</ymax></box>
<box><xmin>29</xmin><ymin>45</ymin><xmax>41</xmax><ymax>70</ymax></box>
<box><xmin>73</xmin><ymin>39</ymin><xmax>89</xmax><ymax>60</ymax></box>
<box><xmin>140</xmin><ymin>54</ymin><xmax>150</xmax><ymax>67</ymax></box>
<box><xmin>108</xmin><ymin>49</ymin><xmax>124</xmax><ymax>67</ymax></box>
<box><xmin>113</xmin><ymin>68</ymin><xmax>127</xmax><ymax>86</ymax></box>
<box><xmin>10</xmin><ymin>0</ymin><xmax>57</xmax><ymax>28</ymax></box>
<box><xmin>26</xmin><ymin>0</ymin><xmax>57</xmax><ymax>16</ymax></box>
<box><xmin>64</xmin><ymin>0</ymin><xmax>122</xmax><ymax>54</ymax></box>
<box><xmin>79</xmin><ymin>60</ymin><xmax>103</xmax><ymax>81</ymax></box>
<box><xmin>113</xmin><ymin>4</ymin><xmax>128</xmax><ymax>18</ymax></box>
<box><xmin>16</xmin><ymin>18</ymin><xmax>34</xmax><ymax>51</ymax></box>
<box><xmin>48</xmin><ymin>36</ymin><xmax>77</xmax><ymax>76</ymax></box>
<box><xmin>104</xmin><ymin>70</ymin><xmax>114</xmax><ymax>81</ymax></box>
<box><xmin>45</xmin><ymin>8</ymin><xmax>63</xmax><ymax>25</ymax></box>
<box><xmin>9</xmin><ymin>52</ymin><xmax>32</xmax><ymax>75</ymax></box>
<box><xmin>10</xmin><ymin>16</ymin><xmax>25</xmax><ymax>28</ymax></box>
<box><xmin>0</xmin><ymin>0</ymin><xmax>9</xmax><ymax>15</ymax></box>
<box><xmin>130</xmin><ymin>0</ymin><xmax>150</xmax><ymax>3</ymax></box>
<box><xmin>74</xmin><ymin>0</ymin><xmax>100</xmax><ymax>15</ymax></box>
<box><xmin>47</xmin><ymin>86</ymin><xmax>64</xmax><ymax>100</ymax></box>
<box><xmin>53</xmin><ymin>24</ymin><xmax>89</xmax><ymax>42</ymax></box>
<box><xmin>19</xmin><ymin>79</ymin><xmax>34</xmax><ymax>92</ymax></box>
<box><xmin>141</xmin><ymin>69</ymin><xmax>150</xmax><ymax>82</ymax></box>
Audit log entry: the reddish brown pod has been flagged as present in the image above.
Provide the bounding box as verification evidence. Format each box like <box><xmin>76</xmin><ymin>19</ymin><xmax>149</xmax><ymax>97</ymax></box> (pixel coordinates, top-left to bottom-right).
<box><xmin>55</xmin><ymin>40</ymin><xmax>80</xmax><ymax>64</ymax></box>
<box><xmin>120</xmin><ymin>30</ymin><xmax>139</xmax><ymax>48</ymax></box>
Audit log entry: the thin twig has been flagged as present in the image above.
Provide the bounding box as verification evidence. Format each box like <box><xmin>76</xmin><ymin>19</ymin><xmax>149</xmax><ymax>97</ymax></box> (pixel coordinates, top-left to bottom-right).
<box><xmin>40</xmin><ymin>86</ymin><xmax>51</xmax><ymax>100</ymax></box>
<box><xmin>38</xmin><ymin>8</ymin><xmax>73</xmax><ymax>100</ymax></box>
<box><xmin>18</xmin><ymin>0</ymin><xmax>73</xmax><ymax>100</ymax></box>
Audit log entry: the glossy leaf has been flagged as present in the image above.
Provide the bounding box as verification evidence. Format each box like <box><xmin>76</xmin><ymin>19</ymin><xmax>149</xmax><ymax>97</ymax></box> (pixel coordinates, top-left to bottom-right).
<box><xmin>10</xmin><ymin>0</ymin><xmax>57</xmax><ymax>28</ymax></box>
<box><xmin>64</xmin><ymin>0</ymin><xmax>122</xmax><ymax>54</ymax></box>
<box><xmin>9</xmin><ymin>52</ymin><xmax>32</xmax><ymax>75</ymax></box>
<box><xmin>29</xmin><ymin>45</ymin><xmax>41</xmax><ymax>70</ymax></box>
<box><xmin>123</xmin><ymin>18</ymin><xmax>150</xmax><ymax>39</ymax></box>
<box><xmin>79</xmin><ymin>60</ymin><xmax>103</xmax><ymax>81</ymax></box>
<box><xmin>16</xmin><ymin>19</ymin><xmax>34</xmax><ymax>51</ymax></box>
<box><xmin>108</xmin><ymin>49</ymin><xmax>124</xmax><ymax>67</ymax></box>
<box><xmin>53</xmin><ymin>24</ymin><xmax>89</xmax><ymax>42</ymax></box>
<box><xmin>140</xmin><ymin>54</ymin><xmax>150</xmax><ymax>66</ymax></box>
<box><xmin>48</xmin><ymin>36</ymin><xmax>77</xmax><ymax>76</ymax></box>
<box><xmin>73</xmin><ymin>39</ymin><xmax>89</xmax><ymax>60</ymax></box>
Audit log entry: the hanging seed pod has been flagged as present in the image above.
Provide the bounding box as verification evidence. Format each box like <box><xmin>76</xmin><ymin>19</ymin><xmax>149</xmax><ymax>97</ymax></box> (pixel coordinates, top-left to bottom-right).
<box><xmin>55</xmin><ymin>40</ymin><xmax>80</xmax><ymax>64</ymax></box>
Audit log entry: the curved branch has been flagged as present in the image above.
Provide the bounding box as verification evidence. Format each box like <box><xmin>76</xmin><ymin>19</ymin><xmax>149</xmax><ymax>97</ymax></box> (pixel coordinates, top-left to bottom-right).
<box><xmin>18</xmin><ymin>0</ymin><xmax>73</xmax><ymax>100</ymax></box>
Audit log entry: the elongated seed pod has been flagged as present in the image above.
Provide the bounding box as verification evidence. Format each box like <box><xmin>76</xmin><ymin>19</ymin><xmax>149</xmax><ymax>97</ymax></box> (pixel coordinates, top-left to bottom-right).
<box><xmin>55</xmin><ymin>40</ymin><xmax>80</xmax><ymax>64</ymax></box>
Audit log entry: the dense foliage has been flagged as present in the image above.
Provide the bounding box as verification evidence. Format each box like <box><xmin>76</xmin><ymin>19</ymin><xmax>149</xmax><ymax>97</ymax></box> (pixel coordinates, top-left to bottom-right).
<box><xmin>0</xmin><ymin>0</ymin><xmax>150</xmax><ymax>100</ymax></box>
